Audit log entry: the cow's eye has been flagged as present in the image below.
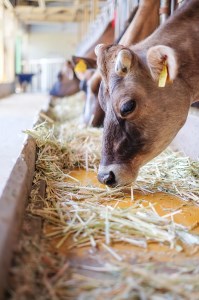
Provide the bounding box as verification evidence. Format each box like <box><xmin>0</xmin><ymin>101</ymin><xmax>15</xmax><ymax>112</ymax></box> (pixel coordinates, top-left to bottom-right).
<box><xmin>120</xmin><ymin>100</ymin><xmax>136</xmax><ymax>117</ymax></box>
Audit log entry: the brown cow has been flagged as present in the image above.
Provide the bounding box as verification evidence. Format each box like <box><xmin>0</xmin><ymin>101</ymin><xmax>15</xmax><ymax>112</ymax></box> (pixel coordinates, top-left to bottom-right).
<box><xmin>96</xmin><ymin>0</ymin><xmax>199</xmax><ymax>187</ymax></box>
<box><xmin>71</xmin><ymin>55</ymin><xmax>105</xmax><ymax>126</ymax></box>
<box><xmin>84</xmin><ymin>0</ymin><xmax>160</xmax><ymax>127</ymax></box>
<box><xmin>50</xmin><ymin>60</ymin><xmax>80</xmax><ymax>97</ymax></box>
<box><xmin>50</xmin><ymin>22</ymin><xmax>115</xmax><ymax>98</ymax></box>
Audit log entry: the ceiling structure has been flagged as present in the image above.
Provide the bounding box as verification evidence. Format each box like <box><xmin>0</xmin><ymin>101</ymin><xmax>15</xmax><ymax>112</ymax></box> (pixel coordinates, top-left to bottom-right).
<box><xmin>4</xmin><ymin>0</ymin><xmax>108</xmax><ymax>24</ymax></box>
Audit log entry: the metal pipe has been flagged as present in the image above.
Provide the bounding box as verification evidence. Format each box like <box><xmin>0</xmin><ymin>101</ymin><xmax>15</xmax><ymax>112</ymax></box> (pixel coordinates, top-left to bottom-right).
<box><xmin>160</xmin><ymin>0</ymin><xmax>170</xmax><ymax>24</ymax></box>
<box><xmin>4</xmin><ymin>0</ymin><xmax>13</xmax><ymax>10</ymax></box>
<box><xmin>170</xmin><ymin>0</ymin><xmax>175</xmax><ymax>15</ymax></box>
<box><xmin>177</xmin><ymin>0</ymin><xmax>184</xmax><ymax>8</ymax></box>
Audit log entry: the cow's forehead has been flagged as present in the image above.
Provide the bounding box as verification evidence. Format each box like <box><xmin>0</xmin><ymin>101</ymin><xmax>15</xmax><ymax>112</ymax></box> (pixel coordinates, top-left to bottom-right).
<box><xmin>100</xmin><ymin>44</ymin><xmax>121</xmax><ymax>61</ymax></box>
<box><xmin>97</xmin><ymin>45</ymin><xmax>125</xmax><ymax>77</ymax></box>
<box><xmin>98</xmin><ymin>45</ymin><xmax>146</xmax><ymax>84</ymax></box>
<box><xmin>102</xmin><ymin>71</ymin><xmax>141</xmax><ymax>98</ymax></box>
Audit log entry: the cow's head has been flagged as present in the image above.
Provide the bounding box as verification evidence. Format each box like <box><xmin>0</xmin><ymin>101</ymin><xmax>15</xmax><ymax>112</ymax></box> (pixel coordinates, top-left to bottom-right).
<box><xmin>95</xmin><ymin>44</ymin><xmax>190</xmax><ymax>186</ymax></box>
<box><xmin>50</xmin><ymin>60</ymin><xmax>80</xmax><ymax>97</ymax></box>
<box><xmin>63</xmin><ymin>60</ymin><xmax>76</xmax><ymax>80</ymax></box>
<box><xmin>85</xmin><ymin>71</ymin><xmax>105</xmax><ymax>127</ymax></box>
<box><xmin>72</xmin><ymin>56</ymin><xmax>104</xmax><ymax>127</ymax></box>
<box><xmin>72</xmin><ymin>56</ymin><xmax>97</xmax><ymax>82</ymax></box>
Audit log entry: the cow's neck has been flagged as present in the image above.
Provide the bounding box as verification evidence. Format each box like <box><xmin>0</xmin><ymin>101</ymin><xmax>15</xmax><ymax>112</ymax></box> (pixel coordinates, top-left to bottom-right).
<box><xmin>133</xmin><ymin>0</ymin><xmax>199</xmax><ymax>104</ymax></box>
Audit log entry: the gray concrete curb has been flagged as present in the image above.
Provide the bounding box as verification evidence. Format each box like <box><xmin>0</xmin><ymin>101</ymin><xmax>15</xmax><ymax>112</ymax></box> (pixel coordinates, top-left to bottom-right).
<box><xmin>0</xmin><ymin>137</ymin><xmax>36</xmax><ymax>300</ymax></box>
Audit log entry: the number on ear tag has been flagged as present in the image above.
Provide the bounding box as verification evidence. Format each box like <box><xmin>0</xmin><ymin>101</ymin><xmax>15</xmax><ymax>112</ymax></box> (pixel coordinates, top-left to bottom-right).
<box><xmin>74</xmin><ymin>59</ymin><xmax>87</xmax><ymax>73</ymax></box>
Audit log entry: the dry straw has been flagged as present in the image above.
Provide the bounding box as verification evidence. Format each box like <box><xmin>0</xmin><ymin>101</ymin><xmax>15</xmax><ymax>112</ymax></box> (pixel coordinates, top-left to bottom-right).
<box><xmin>13</xmin><ymin>95</ymin><xmax>199</xmax><ymax>299</ymax></box>
<box><xmin>25</xmin><ymin>96</ymin><xmax>199</xmax><ymax>253</ymax></box>
<box><xmin>9</xmin><ymin>236</ymin><xmax>199</xmax><ymax>300</ymax></box>
<box><xmin>30</xmin><ymin>197</ymin><xmax>199</xmax><ymax>252</ymax></box>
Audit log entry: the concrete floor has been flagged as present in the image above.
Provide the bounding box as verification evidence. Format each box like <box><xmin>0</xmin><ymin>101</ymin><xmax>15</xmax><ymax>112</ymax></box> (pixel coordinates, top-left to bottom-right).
<box><xmin>0</xmin><ymin>93</ymin><xmax>49</xmax><ymax>198</ymax></box>
<box><xmin>171</xmin><ymin>110</ymin><xmax>199</xmax><ymax>160</ymax></box>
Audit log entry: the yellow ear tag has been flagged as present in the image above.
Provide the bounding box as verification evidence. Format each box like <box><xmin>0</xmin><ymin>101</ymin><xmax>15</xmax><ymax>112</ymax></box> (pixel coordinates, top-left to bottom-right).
<box><xmin>74</xmin><ymin>59</ymin><xmax>87</xmax><ymax>73</ymax></box>
<box><xmin>158</xmin><ymin>64</ymin><xmax>168</xmax><ymax>88</ymax></box>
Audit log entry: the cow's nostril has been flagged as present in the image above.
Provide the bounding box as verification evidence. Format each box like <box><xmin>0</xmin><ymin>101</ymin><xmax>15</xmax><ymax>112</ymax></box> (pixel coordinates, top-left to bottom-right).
<box><xmin>100</xmin><ymin>171</ymin><xmax>116</xmax><ymax>186</ymax></box>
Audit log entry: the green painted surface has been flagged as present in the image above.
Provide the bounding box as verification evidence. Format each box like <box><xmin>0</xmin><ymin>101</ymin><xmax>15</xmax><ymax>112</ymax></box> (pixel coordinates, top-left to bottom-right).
<box><xmin>15</xmin><ymin>36</ymin><xmax>22</xmax><ymax>74</ymax></box>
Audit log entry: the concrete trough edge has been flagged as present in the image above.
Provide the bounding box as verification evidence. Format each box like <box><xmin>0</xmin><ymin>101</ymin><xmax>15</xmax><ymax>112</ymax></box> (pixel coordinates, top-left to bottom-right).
<box><xmin>0</xmin><ymin>137</ymin><xmax>36</xmax><ymax>299</ymax></box>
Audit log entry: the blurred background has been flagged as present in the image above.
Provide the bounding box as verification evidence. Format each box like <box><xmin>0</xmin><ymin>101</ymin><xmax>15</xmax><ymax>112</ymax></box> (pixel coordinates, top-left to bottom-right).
<box><xmin>0</xmin><ymin>0</ymin><xmax>140</xmax><ymax>97</ymax></box>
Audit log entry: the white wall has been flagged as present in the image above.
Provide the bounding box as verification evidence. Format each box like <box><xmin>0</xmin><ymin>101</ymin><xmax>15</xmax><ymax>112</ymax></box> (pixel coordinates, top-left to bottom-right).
<box><xmin>26</xmin><ymin>23</ymin><xmax>79</xmax><ymax>60</ymax></box>
<box><xmin>21</xmin><ymin>23</ymin><xmax>79</xmax><ymax>92</ymax></box>
<box><xmin>0</xmin><ymin>4</ymin><xmax>17</xmax><ymax>83</ymax></box>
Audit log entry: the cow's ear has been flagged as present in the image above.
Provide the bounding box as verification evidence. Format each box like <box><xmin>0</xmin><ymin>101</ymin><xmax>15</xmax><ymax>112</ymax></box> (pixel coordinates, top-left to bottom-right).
<box><xmin>95</xmin><ymin>44</ymin><xmax>105</xmax><ymax>56</ymax></box>
<box><xmin>72</xmin><ymin>56</ymin><xmax>97</xmax><ymax>70</ymax></box>
<box><xmin>147</xmin><ymin>45</ymin><xmax>178</xmax><ymax>85</ymax></box>
<box><xmin>65</xmin><ymin>60</ymin><xmax>75</xmax><ymax>80</ymax></box>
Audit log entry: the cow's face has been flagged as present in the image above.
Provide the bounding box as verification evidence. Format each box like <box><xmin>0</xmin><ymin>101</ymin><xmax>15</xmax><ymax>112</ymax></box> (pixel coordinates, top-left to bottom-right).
<box><xmin>72</xmin><ymin>56</ymin><xmax>104</xmax><ymax>127</ymax></box>
<box><xmin>83</xmin><ymin>72</ymin><xmax>104</xmax><ymax>127</ymax></box>
<box><xmin>82</xmin><ymin>75</ymin><xmax>105</xmax><ymax>127</ymax></box>
<box><xmin>96</xmin><ymin>44</ymin><xmax>190</xmax><ymax>186</ymax></box>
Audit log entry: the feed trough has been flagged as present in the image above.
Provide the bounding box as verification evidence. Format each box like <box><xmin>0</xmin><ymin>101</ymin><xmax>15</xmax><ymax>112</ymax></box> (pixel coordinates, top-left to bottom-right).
<box><xmin>2</xmin><ymin>93</ymin><xmax>199</xmax><ymax>300</ymax></box>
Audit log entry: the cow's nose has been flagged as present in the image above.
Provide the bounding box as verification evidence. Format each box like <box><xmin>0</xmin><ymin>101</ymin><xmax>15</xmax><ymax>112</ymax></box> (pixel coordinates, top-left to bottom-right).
<box><xmin>98</xmin><ymin>171</ymin><xmax>116</xmax><ymax>186</ymax></box>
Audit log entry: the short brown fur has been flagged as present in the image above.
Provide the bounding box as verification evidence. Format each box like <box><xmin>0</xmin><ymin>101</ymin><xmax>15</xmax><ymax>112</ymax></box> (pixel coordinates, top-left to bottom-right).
<box><xmin>97</xmin><ymin>0</ymin><xmax>199</xmax><ymax>186</ymax></box>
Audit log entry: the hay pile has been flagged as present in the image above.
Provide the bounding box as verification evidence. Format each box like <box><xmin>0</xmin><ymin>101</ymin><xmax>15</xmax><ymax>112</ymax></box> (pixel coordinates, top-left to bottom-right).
<box><xmin>24</xmin><ymin>96</ymin><xmax>199</xmax><ymax>251</ymax></box>
<box><xmin>27</xmin><ymin>94</ymin><xmax>199</xmax><ymax>203</ymax></box>
<box><xmin>138</xmin><ymin>151</ymin><xmax>199</xmax><ymax>202</ymax></box>
<box><xmin>8</xmin><ymin>94</ymin><xmax>199</xmax><ymax>299</ymax></box>
<box><xmin>8</xmin><ymin>232</ymin><xmax>199</xmax><ymax>300</ymax></box>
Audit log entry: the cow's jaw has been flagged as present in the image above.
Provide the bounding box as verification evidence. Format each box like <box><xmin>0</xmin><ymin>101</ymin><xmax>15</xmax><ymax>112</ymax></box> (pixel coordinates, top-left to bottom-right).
<box><xmin>97</xmin><ymin>128</ymin><xmax>183</xmax><ymax>187</ymax></box>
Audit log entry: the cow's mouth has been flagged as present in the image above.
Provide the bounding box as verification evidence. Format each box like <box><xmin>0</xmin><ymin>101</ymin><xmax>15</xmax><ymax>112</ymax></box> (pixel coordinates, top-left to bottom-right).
<box><xmin>97</xmin><ymin>170</ymin><xmax>116</xmax><ymax>186</ymax></box>
<box><xmin>97</xmin><ymin>162</ymin><xmax>137</xmax><ymax>187</ymax></box>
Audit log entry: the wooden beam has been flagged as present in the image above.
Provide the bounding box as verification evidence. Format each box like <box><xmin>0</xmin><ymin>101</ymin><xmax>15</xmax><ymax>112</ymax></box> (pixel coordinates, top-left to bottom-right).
<box><xmin>83</xmin><ymin>5</ymin><xmax>89</xmax><ymax>34</ymax></box>
<box><xmin>14</xmin><ymin>0</ymin><xmax>102</xmax><ymax>24</ymax></box>
<box><xmin>93</xmin><ymin>0</ymin><xmax>98</xmax><ymax>20</ymax></box>
<box><xmin>20</xmin><ymin>16</ymin><xmax>75</xmax><ymax>22</ymax></box>
<box><xmin>15</xmin><ymin>6</ymin><xmax>77</xmax><ymax>14</ymax></box>
<box><xmin>38</xmin><ymin>0</ymin><xmax>45</xmax><ymax>9</ymax></box>
<box><xmin>4</xmin><ymin>0</ymin><xmax>13</xmax><ymax>10</ymax></box>
<box><xmin>14</xmin><ymin>5</ymin><xmax>90</xmax><ymax>23</ymax></box>
<box><xmin>17</xmin><ymin>13</ymin><xmax>75</xmax><ymax>23</ymax></box>
<box><xmin>0</xmin><ymin>1</ymin><xmax>4</xmax><ymax>83</ymax></box>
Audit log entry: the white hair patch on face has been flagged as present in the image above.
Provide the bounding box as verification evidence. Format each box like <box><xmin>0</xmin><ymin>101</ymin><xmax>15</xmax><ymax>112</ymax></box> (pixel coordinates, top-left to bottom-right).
<box><xmin>95</xmin><ymin>44</ymin><xmax>105</xmax><ymax>57</ymax></box>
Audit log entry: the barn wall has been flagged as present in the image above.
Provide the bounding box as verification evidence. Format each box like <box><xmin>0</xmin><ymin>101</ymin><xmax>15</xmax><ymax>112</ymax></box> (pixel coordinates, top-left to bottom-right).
<box><xmin>19</xmin><ymin>23</ymin><xmax>79</xmax><ymax>93</ymax></box>
<box><xmin>0</xmin><ymin>3</ymin><xmax>16</xmax><ymax>98</ymax></box>
<box><xmin>0</xmin><ymin>82</ymin><xmax>15</xmax><ymax>99</ymax></box>
<box><xmin>26</xmin><ymin>23</ymin><xmax>78</xmax><ymax>60</ymax></box>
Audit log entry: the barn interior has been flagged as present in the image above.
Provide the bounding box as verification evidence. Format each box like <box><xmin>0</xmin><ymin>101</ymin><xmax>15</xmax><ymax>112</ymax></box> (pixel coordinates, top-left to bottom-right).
<box><xmin>0</xmin><ymin>0</ymin><xmax>199</xmax><ymax>299</ymax></box>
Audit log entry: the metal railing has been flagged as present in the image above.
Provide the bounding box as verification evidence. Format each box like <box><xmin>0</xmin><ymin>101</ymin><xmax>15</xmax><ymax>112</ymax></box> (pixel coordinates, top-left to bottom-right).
<box><xmin>21</xmin><ymin>58</ymin><xmax>65</xmax><ymax>93</ymax></box>
<box><xmin>76</xmin><ymin>0</ymin><xmax>187</xmax><ymax>56</ymax></box>
<box><xmin>76</xmin><ymin>0</ymin><xmax>114</xmax><ymax>56</ymax></box>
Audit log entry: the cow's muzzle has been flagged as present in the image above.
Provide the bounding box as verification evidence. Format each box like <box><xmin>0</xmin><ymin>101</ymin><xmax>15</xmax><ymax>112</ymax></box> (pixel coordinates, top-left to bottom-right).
<box><xmin>98</xmin><ymin>163</ymin><xmax>136</xmax><ymax>187</ymax></box>
<box><xmin>98</xmin><ymin>170</ymin><xmax>116</xmax><ymax>186</ymax></box>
